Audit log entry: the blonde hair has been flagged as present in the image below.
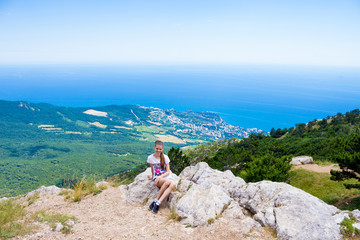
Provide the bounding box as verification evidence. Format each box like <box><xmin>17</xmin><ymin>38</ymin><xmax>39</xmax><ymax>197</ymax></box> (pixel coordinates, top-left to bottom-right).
<box><xmin>155</xmin><ymin>140</ymin><xmax>165</xmax><ymax>170</ymax></box>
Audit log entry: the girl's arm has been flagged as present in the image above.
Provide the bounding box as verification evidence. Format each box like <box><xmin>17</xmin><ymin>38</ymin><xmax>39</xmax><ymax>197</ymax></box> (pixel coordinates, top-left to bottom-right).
<box><xmin>147</xmin><ymin>164</ymin><xmax>154</xmax><ymax>180</ymax></box>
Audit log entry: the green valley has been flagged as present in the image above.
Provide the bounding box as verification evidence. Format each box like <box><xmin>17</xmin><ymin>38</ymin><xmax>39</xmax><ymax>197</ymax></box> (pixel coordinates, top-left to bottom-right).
<box><xmin>0</xmin><ymin>100</ymin><xmax>261</xmax><ymax>197</ymax></box>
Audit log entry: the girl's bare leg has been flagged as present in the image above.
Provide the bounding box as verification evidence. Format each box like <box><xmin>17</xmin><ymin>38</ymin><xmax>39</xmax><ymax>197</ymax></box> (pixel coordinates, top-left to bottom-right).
<box><xmin>156</xmin><ymin>178</ymin><xmax>169</xmax><ymax>200</ymax></box>
<box><xmin>158</xmin><ymin>181</ymin><xmax>176</xmax><ymax>203</ymax></box>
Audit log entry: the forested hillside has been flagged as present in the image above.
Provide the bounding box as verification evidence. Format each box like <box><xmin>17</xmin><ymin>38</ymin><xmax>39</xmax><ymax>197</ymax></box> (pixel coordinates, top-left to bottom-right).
<box><xmin>182</xmin><ymin>109</ymin><xmax>360</xmax><ymax>182</ymax></box>
<box><xmin>0</xmin><ymin>100</ymin><xmax>260</xmax><ymax>197</ymax></box>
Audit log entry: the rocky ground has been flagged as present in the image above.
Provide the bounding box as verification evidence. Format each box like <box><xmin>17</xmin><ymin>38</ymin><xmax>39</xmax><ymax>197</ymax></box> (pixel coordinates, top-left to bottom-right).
<box><xmin>16</xmin><ymin>186</ymin><xmax>275</xmax><ymax>240</ymax></box>
<box><xmin>8</xmin><ymin>162</ymin><xmax>358</xmax><ymax>240</ymax></box>
<box><xmin>293</xmin><ymin>163</ymin><xmax>340</xmax><ymax>173</ymax></box>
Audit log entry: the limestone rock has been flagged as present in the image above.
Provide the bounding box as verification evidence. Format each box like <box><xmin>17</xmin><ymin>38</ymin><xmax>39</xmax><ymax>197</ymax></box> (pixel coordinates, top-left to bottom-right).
<box><xmin>222</xmin><ymin>201</ymin><xmax>245</xmax><ymax>220</ymax></box>
<box><xmin>25</xmin><ymin>185</ymin><xmax>62</xmax><ymax>199</ymax></box>
<box><xmin>127</xmin><ymin>162</ymin><xmax>345</xmax><ymax>239</ymax></box>
<box><xmin>291</xmin><ymin>156</ymin><xmax>313</xmax><ymax>165</ymax></box>
<box><xmin>95</xmin><ymin>181</ymin><xmax>109</xmax><ymax>188</ymax></box>
<box><xmin>352</xmin><ymin>209</ymin><xmax>360</xmax><ymax>221</ymax></box>
<box><xmin>65</xmin><ymin>219</ymin><xmax>76</xmax><ymax>226</ymax></box>
<box><xmin>126</xmin><ymin>167</ymin><xmax>180</xmax><ymax>206</ymax></box>
<box><xmin>175</xmin><ymin>181</ymin><xmax>231</xmax><ymax>226</ymax></box>
<box><xmin>54</xmin><ymin>222</ymin><xmax>63</xmax><ymax>232</ymax></box>
<box><xmin>181</xmin><ymin>162</ymin><xmax>246</xmax><ymax>195</ymax></box>
<box><xmin>235</xmin><ymin>181</ymin><xmax>341</xmax><ymax>240</ymax></box>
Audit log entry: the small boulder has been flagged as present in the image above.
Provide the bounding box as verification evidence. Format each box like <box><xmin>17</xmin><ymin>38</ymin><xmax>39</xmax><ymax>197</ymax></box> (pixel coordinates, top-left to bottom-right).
<box><xmin>291</xmin><ymin>156</ymin><xmax>313</xmax><ymax>165</ymax></box>
<box><xmin>222</xmin><ymin>201</ymin><xmax>245</xmax><ymax>220</ymax></box>
<box><xmin>25</xmin><ymin>185</ymin><xmax>62</xmax><ymax>199</ymax></box>
<box><xmin>54</xmin><ymin>222</ymin><xmax>63</xmax><ymax>232</ymax></box>
<box><xmin>96</xmin><ymin>181</ymin><xmax>109</xmax><ymax>188</ymax></box>
<box><xmin>352</xmin><ymin>209</ymin><xmax>360</xmax><ymax>222</ymax></box>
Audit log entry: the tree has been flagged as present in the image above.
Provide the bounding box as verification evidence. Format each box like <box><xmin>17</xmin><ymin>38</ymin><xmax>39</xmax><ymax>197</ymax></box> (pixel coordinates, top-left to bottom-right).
<box><xmin>243</xmin><ymin>154</ymin><xmax>292</xmax><ymax>182</ymax></box>
<box><xmin>168</xmin><ymin>147</ymin><xmax>190</xmax><ymax>175</ymax></box>
<box><xmin>330</xmin><ymin>134</ymin><xmax>360</xmax><ymax>189</ymax></box>
<box><xmin>293</xmin><ymin>123</ymin><xmax>306</xmax><ymax>137</ymax></box>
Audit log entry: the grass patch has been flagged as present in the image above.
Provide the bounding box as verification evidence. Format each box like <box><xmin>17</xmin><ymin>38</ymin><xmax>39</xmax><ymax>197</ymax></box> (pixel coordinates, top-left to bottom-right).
<box><xmin>207</xmin><ymin>218</ymin><xmax>215</xmax><ymax>225</ymax></box>
<box><xmin>341</xmin><ymin>217</ymin><xmax>360</xmax><ymax>238</ymax></box>
<box><xmin>168</xmin><ymin>208</ymin><xmax>182</xmax><ymax>221</ymax></box>
<box><xmin>287</xmin><ymin>169</ymin><xmax>360</xmax><ymax>205</ymax></box>
<box><xmin>62</xmin><ymin>176</ymin><xmax>106</xmax><ymax>202</ymax></box>
<box><xmin>59</xmin><ymin>189</ymin><xmax>72</xmax><ymax>196</ymax></box>
<box><xmin>263</xmin><ymin>226</ymin><xmax>278</xmax><ymax>238</ymax></box>
<box><xmin>35</xmin><ymin>210</ymin><xmax>75</xmax><ymax>234</ymax></box>
<box><xmin>339</xmin><ymin>196</ymin><xmax>360</xmax><ymax>211</ymax></box>
<box><xmin>26</xmin><ymin>192</ymin><xmax>40</xmax><ymax>206</ymax></box>
<box><xmin>0</xmin><ymin>199</ymin><xmax>33</xmax><ymax>239</ymax></box>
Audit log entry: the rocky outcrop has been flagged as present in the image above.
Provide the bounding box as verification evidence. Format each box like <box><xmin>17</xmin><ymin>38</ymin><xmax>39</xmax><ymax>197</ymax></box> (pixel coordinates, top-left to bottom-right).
<box><xmin>291</xmin><ymin>156</ymin><xmax>313</xmax><ymax>165</ymax></box>
<box><xmin>234</xmin><ymin>181</ymin><xmax>341</xmax><ymax>240</ymax></box>
<box><xmin>25</xmin><ymin>185</ymin><xmax>62</xmax><ymax>198</ymax></box>
<box><xmin>126</xmin><ymin>168</ymin><xmax>180</xmax><ymax>208</ymax></box>
<box><xmin>126</xmin><ymin>162</ymin><xmax>352</xmax><ymax>240</ymax></box>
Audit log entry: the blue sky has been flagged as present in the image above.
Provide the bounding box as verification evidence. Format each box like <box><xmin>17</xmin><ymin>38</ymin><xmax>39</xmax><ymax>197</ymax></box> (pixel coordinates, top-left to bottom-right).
<box><xmin>0</xmin><ymin>0</ymin><xmax>359</xmax><ymax>66</ymax></box>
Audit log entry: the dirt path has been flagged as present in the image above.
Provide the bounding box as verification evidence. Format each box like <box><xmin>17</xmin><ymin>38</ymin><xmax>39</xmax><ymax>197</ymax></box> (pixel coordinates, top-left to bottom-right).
<box><xmin>19</xmin><ymin>186</ymin><xmax>275</xmax><ymax>240</ymax></box>
<box><xmin>293</xmin><ymin>163</ymin><xmax>340</xmax><ymax>174</ymax></box>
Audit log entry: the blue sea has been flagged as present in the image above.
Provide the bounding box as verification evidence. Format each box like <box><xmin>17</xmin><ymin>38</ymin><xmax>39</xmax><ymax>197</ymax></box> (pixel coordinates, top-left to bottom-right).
<box><xmin>0</xmin><ymin>64</ymin><xmax>359</xmax><ymax>132</ymax></box>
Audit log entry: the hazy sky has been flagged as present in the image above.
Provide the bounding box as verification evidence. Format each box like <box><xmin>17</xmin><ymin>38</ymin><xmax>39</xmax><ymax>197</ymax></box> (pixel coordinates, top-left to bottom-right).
<box><xmin>0</xmin><ymin>0</ymin><xmax>359</xmax><ymax>66</ymax></box>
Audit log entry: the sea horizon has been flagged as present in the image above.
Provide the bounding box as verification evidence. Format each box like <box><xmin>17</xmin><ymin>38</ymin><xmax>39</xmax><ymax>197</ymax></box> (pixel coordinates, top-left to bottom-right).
<box><xmin>1</xmin><ymin>64</ymin><xmax>359</xmax><ymax>132</ymax></box>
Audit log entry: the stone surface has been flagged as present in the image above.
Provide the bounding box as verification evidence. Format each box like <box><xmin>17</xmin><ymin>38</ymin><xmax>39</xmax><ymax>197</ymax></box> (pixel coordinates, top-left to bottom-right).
<box><xmin>222</xmin><ymin>201</ymin><xmax>245</xmax><ymax>220</ymax></box>
<box><xmin>175</xmin><ymin>181</ymin><xmax>231</xmax><ymax>226</ymax></box>
<box><xmin>55</xmin><ymin>223</ymin><xmax>64</xmax><ymax>232</ymax></box>
<box><xmin>25</xmin><ymin>185</ymin><xmax>62</xmax><ymax>199</ymax></box>
<box><xmin>126</xmin><ymin>167</ymin><xmax>180</xmax><ymax>207</ymax></box>
<box><xmin>234</xmin><ymin>181</ymin><xmax>341</xmax><ymax>240</ymax></box>
<box><xmin>290</xmin><ymin>156</ymin><xmax>313</xmax><ymax>165</ymax></box>
<box><xmin>65</xmin><ymin>219</ymin><xmax>76</xmax><ymax>227</ymax></box>
<box><xmin>95</xmin><ymin>181</ymin><xmax>109</xmax><ymax>188</ymax></box>
<box><xmin>352</xmin><ymin>209</ymin><xmax>360</xmax><ymax>221</ymax></box>
<box><xmin>127</xmin><ymin>162</ymin><xmax>345</xmax><ymax>239</ymax></box>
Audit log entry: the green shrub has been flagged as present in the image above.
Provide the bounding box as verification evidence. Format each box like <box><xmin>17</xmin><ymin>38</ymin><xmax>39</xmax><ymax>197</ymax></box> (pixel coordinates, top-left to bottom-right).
<box><xmin>207</xmin><ymin>218</ymin><xmax>215</xmax><ymax>225</ymax></box>
<box><xmin>168</xmin><ymin>208</ymin><xmax>182</xmax><ymax>221</ymax></box>
<box><xmin>243</xmin><ymin>154</ymin><xmax>291</xmax><ymax>182</ymax></box>
<box><xmin>340</xmin><ymin>217</ymin><xmax>360</xmax><ymax>238</ymax></box>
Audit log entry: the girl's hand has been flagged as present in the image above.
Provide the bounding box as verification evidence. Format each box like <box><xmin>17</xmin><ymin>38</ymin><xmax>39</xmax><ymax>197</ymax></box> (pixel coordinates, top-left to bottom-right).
<box><xmin>147</xmin><ymin>175</ymin><xmax>152</xmax><ymax>180</ymax></box>
<box><xmin>153</xmin><ymin>176</ymin><xmax>162</xmax><ymax>186</ymax></box>
<box><xmin>153</xmin><ymin>178</ymin><xmax>158</xmax><ymax>186</ymax></box>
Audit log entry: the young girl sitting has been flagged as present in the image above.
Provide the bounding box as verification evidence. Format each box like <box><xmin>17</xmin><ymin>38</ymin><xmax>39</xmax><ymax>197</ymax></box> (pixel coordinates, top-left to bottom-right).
<box><xmin>147</xmin><ymin>140</ymin><xmax>176</xmax><ymax>213</ymax></box>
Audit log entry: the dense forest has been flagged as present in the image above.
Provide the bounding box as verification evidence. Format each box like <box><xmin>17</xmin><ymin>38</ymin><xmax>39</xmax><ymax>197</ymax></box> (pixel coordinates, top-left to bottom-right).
<box><xmin>170</xmin><ymin>109</ymin><xmax>360</xmax><ymax>184</ymax></box>
<box><xmin>113</xmin><ymin>109</ymin><xmax>360</xmax><ymax>187</ymax></box>
<box><xmin>0</xmin><ymin>99</ymin><xmax>259</xmax><ymax>197</ymax></box>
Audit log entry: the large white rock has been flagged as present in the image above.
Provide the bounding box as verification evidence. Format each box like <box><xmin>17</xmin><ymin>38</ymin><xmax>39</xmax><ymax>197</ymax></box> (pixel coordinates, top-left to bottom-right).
<box><xmin>175</xmin><ymin>181</ymin><xmax>232</xmax><ymax>226</ymax></box>
<box><xmin>126</xmin><ymin>162</ymin><xmax>347</xmax><ymax>239</ymax></box>
<box><xmin>25</xmin><ymin>185</ymin><xmax>62</xmax><ymax>199</ymax></box>
<box><xmin>126</xmin><ymin>168</ymin><xmax>180</xmax><ymax>207</ymax></box>
<box><xmin>179</xmin><ymin>162</ymin><xmax>246</xmax><ymax>196</ymax></box>
<box><xmin>291</xmin><ymin>156</ymin><xmax>313</xmax><ymax>165</ymax></box>
<box><xmin>234</xmin><ymin>181</ymin><xmax>341</xmax><ymax>240</ymax></box>
<box><xmin>222</xmin><ymin>201</ymin><xmax>246</xmax><ymax>220</ymax></box>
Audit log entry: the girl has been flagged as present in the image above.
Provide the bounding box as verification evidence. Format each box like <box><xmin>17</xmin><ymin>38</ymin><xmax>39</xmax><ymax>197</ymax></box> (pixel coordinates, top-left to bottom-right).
<box><xmin>147</xmin><ymin>140</ymin><xmax>176</xmax><ymax>214</ymax></box>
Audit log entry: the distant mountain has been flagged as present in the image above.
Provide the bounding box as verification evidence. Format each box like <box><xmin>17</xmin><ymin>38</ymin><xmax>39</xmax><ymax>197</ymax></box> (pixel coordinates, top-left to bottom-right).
<box><xmin>0</xmin><ymin>99</ymin><xmax>261</xmax><ymax>197</ymax></box>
